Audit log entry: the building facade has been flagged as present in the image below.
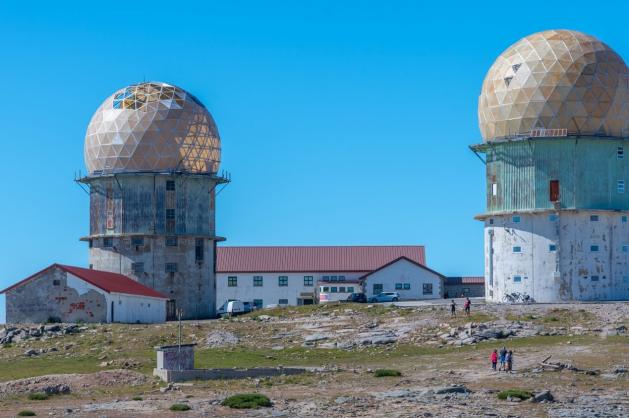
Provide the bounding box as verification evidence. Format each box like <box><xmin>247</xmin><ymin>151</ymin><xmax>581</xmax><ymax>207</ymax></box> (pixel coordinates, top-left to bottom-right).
<box><xmin>1</xmin><ymin>264</ymin><xmax>168</xmax><ymax>324</ymax></box>
<box><xmin>80</xmin><ymin>82</ymin><xmax>228</xmax><ymax>319</ymax></box>
<box><xmin>216</xmin><ymin>246</ymin><xmax>444</xmax><ymax>307</ymax></box>
<box><xmin>473</xmin><ymin>30</ymin><xmax>629</xmax><ymax>302</ymax></box>
<box><xmin>361</xmin><ymin>257</ymin><xmax>444</xmax><ymax>300</ymax></box>
<box><xmin>444</xmin><ymin>277</ymin><xmax>484</xmax><ymax>298</ymax></box>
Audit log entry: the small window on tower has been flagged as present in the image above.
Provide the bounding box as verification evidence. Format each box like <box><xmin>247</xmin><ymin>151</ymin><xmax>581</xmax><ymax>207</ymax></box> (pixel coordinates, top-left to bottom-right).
<box><xmin>103</xmin><ymin>237</ymin><xmax>113</xmax><ymax>248</ymax></box>
<box><xmin>618</xmin><ymin>180</ymin><xmax>625</xmax><ymax>194</ymax></box>
<box><xmin>132</xmin><ymin>236</ymin><xmax>144</xmax><ymax>247</ymax></box>
<box><xmin>512</xmin><ymin>216</ymin><xmax>521</xmax><ymax>223</ymax></box>
<box><xmin>491</xmin><ymin>183</ymin><xmax>498</xmax><ymax>196</ymax></box>
<box><xmin>53</xmin><ymin>279</ymin><xmax>60</xmax><ymax>286</ymax></box>
<box><xmin>590</xmin><ymin>245</ymin><xmax>599</xmax><ymax>252</ymax></box>
<box><xmin>591</xmin><ymin>275</ymin><xmax>599</xmax><ymax>281</ymax></box>
<box><xmin>618</xmin><ymin>146</ymin><xmax>624</xmax><ymax>159</ymax></box>
<box><xmin>590</xmin><ymin>215</ymin><xmax>599</xmax><ymax>222</ymax></box>
<box><xmin>549</xmin><ymin>244</ymin><xmax>557</xmax><ymax>252</ymax></box>
<box><xmin>513</xmin><ymin>246</ymin><xmax>522</xmax><ymax>253</ymax></box>
<box><xmin>166</xmin><ymin>236</ymin><xmax>178</xmax><ymax>246</ymax></box>
<box><xmin>166</xmin><ymin>180</ymin><xmax>176</xmax><ymax>191</ymax></box>
<box><xmin>513</xmin><ymin>276</ymin><xmax>522</xmax><ymax>283</ymax></box>
<box><xmin>166</xmin><ymin>209</ymin><xmax>175</xmax><ymax>220</ymax></box>
<box><xmin>549</xmin><ymin>180</ymin><xmax>560</xmax><ymax>202</ymax></box>
<box><xmin>165</xmin><ymin>263</ymin><xmax>178</xmax><ymax>273</ymax></box>
<box><xmin>88</xmin><ymin>239</ymin><xmax>93</xmax><ymax>248</ymax></box>
<box><xmin>623</xmin><ymin>216</ymin><xmax>628</xmax><ymax>223</ymax></box>
<box><xmin>195</xmin><ymin>238</ymin><xmax>204</xmax><ymax>262</ymax></box>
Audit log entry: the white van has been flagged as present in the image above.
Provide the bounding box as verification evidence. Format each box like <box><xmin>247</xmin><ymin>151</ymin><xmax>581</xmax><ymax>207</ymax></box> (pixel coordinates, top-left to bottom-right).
<box><xmin>217</xmin><ymin>300</ymin><xmax>245</xmax><ymax>317</ymax></box>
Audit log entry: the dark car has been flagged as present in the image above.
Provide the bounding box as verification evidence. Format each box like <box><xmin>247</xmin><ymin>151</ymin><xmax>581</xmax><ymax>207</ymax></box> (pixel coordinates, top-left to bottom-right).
<box><xmin>346</xmin><ymin>293</ymin><xmax>367</xmax><ymax>303</ymax></box>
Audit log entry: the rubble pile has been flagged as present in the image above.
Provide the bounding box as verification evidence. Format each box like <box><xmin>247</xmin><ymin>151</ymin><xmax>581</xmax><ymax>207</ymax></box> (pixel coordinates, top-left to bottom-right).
<box><xmin>0</xmin><ymin>324</ymin><xmax>86</xmax><ymax>345</ymax></box>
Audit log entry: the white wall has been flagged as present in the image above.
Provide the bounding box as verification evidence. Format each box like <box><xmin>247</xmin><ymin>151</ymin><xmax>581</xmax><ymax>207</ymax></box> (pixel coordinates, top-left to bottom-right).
<box><xmin>363</xmin><ymin>259</ymin><xmax>443</xmax><ymax>300</ymax></box>
<box><xmin>106</xmin><ymin>293</ymin><xmax>166</xmax><ymax>324</ymax></box>
<box><xmin>216</xmin><ymin>272</ymin><xmax>366</xmax><ymax>307</ymax></box>
<box><xmin>484</xmin><ymin>211</ymin><xmax>629</xmax><ymax>303</ymax></box>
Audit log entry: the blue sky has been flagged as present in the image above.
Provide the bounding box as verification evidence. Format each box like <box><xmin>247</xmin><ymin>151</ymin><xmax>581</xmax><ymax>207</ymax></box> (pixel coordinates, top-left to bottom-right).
<box><xmin>1</xmin><ymin>1</ymin><xmax>628</xmax><ymax>322</ymax></box>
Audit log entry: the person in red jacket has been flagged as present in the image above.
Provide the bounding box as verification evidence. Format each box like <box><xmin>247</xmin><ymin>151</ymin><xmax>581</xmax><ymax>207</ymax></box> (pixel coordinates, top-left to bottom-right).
<box><xmin>490</xmin><ymin>349</ymin><xmax>498</xmax><ymax>371</ymax></box>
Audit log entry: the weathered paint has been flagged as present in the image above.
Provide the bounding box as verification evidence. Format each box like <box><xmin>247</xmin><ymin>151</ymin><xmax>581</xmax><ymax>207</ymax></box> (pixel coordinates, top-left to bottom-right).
<box><xmin>83</xmin><ymin>172</ymin><xmax>224</xmax><ymax>319</ymax></box>
<box><xmin>485</xmin><ymin>138</ymin><xmax>629</xmax><ymax>212</ymax></box>
<box><xmin>484</xmin><ymin>211</ymin><xmax>629</xmax><ymax>303</ymax></box>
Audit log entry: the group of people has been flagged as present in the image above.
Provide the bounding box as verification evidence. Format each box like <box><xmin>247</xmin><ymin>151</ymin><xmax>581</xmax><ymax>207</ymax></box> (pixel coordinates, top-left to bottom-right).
<box><xmin>450</xmin><ymin>297</ymin><xmax>472</xmax><ymax>317</ymax></box>
<box><xmin>490</xmin><ymin>347</ymin><xmax>514</xmax><ymax>372</ymax></box>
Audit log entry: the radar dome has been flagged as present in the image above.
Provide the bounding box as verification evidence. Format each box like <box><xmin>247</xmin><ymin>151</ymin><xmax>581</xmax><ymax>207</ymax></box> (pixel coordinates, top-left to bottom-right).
<box><xmin>84</xmin><ymin>82</ymin><xmax>220</xmax><ymax>174</ymax></box>
<box><xmin>478</xmin><ymin>30</ymin><xmax>629</xmax><ymax>141</ymax></box>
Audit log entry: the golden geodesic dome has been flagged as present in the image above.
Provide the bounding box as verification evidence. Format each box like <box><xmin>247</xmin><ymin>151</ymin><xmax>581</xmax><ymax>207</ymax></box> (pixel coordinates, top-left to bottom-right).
<box><xmin>84</xmin><ymin>82</ymin><xmax>221</xmax><ymax>174</ymax></box>
<box><xmin>478</xmin><ymin>30</ymin><xmax>629</xmax><ymax>141</ymax></box>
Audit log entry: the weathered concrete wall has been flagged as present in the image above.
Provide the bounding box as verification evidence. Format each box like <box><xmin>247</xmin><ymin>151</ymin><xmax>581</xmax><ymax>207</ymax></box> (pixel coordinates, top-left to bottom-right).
<box><xmin>108</xmin><ymin>293</ymin><xmax>166</xmax><ymax>324</ymax></box>
<box><xmin>363</xmin><ymin>259</ymin><xmax>443</xmax><ymax>300</ymax></box>
<box><xmin>444</xmin><ymin>284</ymin><xmax>485</xmax><ymax>298</ymax></box>
<box><xmin>86</xmin><ymin>173</ymin><xmax>220</xmax><ymax>319</ymax></box>
<box><xmin>484</xmin><ymin>211</ymin><xmax>629</xmax><ymax>303</ymax></box>
<box><xmin>6</xmin><ymin>268</ymin><xmax>107</xmax><ymax>324</ymax></box>
<box><xmin>153</xmin><ymin>367</ymin><xmax>309</xmax><ymax>383</ymax></box>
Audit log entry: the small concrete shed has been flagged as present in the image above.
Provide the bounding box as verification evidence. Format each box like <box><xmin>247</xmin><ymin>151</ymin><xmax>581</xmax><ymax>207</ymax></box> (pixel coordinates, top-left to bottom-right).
<box><xmin>1</xmin><ymin>264</ymin><xmax>169</xmax><ymax>324</ymax></box>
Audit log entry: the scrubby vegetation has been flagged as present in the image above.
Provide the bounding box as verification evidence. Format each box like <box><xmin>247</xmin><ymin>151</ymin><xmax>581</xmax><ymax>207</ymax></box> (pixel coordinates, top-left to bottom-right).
<box><xmin>27</xmin><ymin>392</ymin><xmax>49</xmax><ymax>401</ymax></box>
<box><xmin>497</xmin><ymin>389</ymin><xmax>532</xmax><ymax>400</ymax></box>
<box><xmin>374</xmin><ymin>369</ymin><xmax>402</xmax><ymax>377</ymax></box>
<box><xmin>221</xmin><ymin>393</ymin><xmax>272</xmax><ymax>409</ymax></box>
<box><xmin>17</xmin><ymin>411</ymin><xmax>36</xmax><ymax>417</ymax></box>
<box><xmin>169</xmin><ymin>403</ymin><xmax>191</xmax><ymax>411</ymax></box>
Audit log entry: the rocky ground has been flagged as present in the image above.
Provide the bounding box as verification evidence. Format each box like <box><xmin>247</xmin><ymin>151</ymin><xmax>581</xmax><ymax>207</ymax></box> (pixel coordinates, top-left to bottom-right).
<box><xmin>0</xmin><ymin>301</ymin><xmax>627</xmax><ymax>417</ymax></box>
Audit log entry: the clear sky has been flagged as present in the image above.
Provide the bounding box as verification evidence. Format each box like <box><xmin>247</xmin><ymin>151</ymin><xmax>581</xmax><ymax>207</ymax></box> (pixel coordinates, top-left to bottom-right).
<box><xmin>1</xmin><ymin>1</ymin><xmax>628</xmax><ymax>323</ymax></box>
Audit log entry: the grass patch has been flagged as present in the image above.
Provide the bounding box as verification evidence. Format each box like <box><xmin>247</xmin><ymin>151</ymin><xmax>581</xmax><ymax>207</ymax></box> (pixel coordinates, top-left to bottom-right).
<box><xmin>169</xmin><ymin>403</ymin><xmax>191</xmax><ymax>411</ymax></box>
<box><xmin>497</xmin><ymin>389</ymin><xmax>532</xmax><ymax>400</ymax></box>
<box><xmin>17</xmin><ymin>411</ymin><xmax>37</xmax><ymax>417</ymax></box>
<box><xmin>374</xmin><ymin>369</ymin><xmax>402</xmax><ymax>377</ymax></box>
<box><xmin>222</xmin><ymin>393</ymin><xmax>272</xmax><ymax>409</ymax></box>
<box><xmin>27</xmin><ymin>392</ymin><xmax>49</xmax><ymax>401</ymax></box>
<box><xmin>132</xmin><ymin>396</ymin><xmax>143</xmax><ymax>401</ymax></box>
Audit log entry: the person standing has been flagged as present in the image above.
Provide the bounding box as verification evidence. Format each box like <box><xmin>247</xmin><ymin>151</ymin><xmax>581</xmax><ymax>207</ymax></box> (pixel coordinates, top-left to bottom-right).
<box><xmin>464</xmin><ymin>297</ymin><xmax>471</xmax><ymax>317</ymax></box>
<box><xmin>490</xmin><ymin>349</ymin><xmax>498</xmax><ymax>371</ymax></box>
<box><xmin>506</xmin><ymin>350</ymin><xmax>513</xmax><ymax>372</ymax></box>
<box><xmin>450</xmin><ymin>300</ymin><xmax>456</xmax><ymax>317</ymax></box>
<box><xmin>499</xmin><ymin>346</ymin><xmax>507</xmax><ymax>371</ymax></box>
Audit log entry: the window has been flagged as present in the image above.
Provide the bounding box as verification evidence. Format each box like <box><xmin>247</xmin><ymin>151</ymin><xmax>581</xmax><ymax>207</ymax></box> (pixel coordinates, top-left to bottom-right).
<box><xmin>590</xmin><ymin>215</ymin><xmax>599</xmax><ymax>222</ymax></box>
<box><xmin>304</xmin><ymin>276</ymin><xmax>313</xmax><ymax>286</ymax></box>
<box><xmin>395</xmin><ymin>283</ymin><xmax>403</xmax><ymax>290</ymax></box>
<box><xmin>491</xmin><ymin>183</ymin><xmax>498</xmax><ymax>196</ymax></box>
<box><xmin>132</xmin><ymin>262</ymin><xmax>144</xmax><ymax>274</ymax></box>
<box><xmin>278</xmin><ymin>276</ymin><xmax>288</xmax><ymax>287</ymax></box>
<box><xmin>53</xmin><ymin>279</ymin><xmax>60</xmax><ymax>286</ymax></box>
<box><xmin>166</xmin><ymin>209</ymin><xmax>175</xmax><ymax>219</ymax></box>
<box><xmin>489</xmin><ymin>218</ymin><xmax>494</xmax><ymax>225</ymax></box>
<box><xmin>331</xmin><ymin>287</ymin><xmax>338</xmax><ymax>293</ymax></box>
<box><xmin>423</xmin><ymin>283</ymin><xmax>433</xmax><ymax>294</ymax></box>
<box><xmin>549</xmin><ymin>214</ymin><xmax>558</xmax><ymax>221</ymax></box>
<box><xmin>339</xmin><ymin>286</ymin><xmax>346</xmax><ymax>293</ymax></box>
<box><xmin>339</xmin><ymin>275</ymin><xmax>346</xmax><ymax>280</ymax></box>
<box><xmin>624</xmin><ymin>276</ymin><xmax>629</xmax><ymax>283</ymax></box>
<box><xmin>512</xmin><ymin>216</ymin><xmax>521</xmax><ymax>223</ymax></box>
<box><xmin>590</xmin><ymin>245</ymin><xmax>599</xmax><ymax>252</ymax></box>
<box><xmin>166</xmin><ymin>180</ymin><xmax>176</xmax><ymax>191</ymax></box>
<box><xmin>166</xmin><ymin>236</ymin><xmax>178</xmax><ymax>246</ymax></box>
<box><xmin>347</xmin><ymin>286</ymin><xmax>354</xmax><ymax>293</ymax></box>
<box><xmin>253</xmin><ymin>276</ymin><xmax>263</xmax><ymax>287</ymax></box>
<box><xmin>165</xmin><ymin>263</ymin><xmax>178</xmax><ymax>273</ymax></box>
<box><xmin>330</xmin><ymin>275</ymin><xmax>338</xmax><ymax>281</ymax></box>
<box><xmin>88</xmin><ymin>239</ymin><xmax>93</xmax><ymax>248</ymax></box>
<box><xmin>103</xmin><ymin>237</ymin><xmax>113</xmax><ymax>248</ymax></box>
<box><xmin>373</xmin><ymin>284</ymin><xmax>383</xmax><ymax>295</ymax></box>
<box><xmin>132</xmin><ymin>236</ymin><xmax>144</xmax><ymax>246</ymax></box>
<box><xmin>619</xmin><ymin>180</ymin><xmax>625</xmax><ymax>194</ymax></box>
<box><xmin>549</xmin><ymin>244</ymin><xmax>557</xmax><ymax>252</ymax></box>
<box><xmin>623</xmin><ymin>245</ymin><xmax>629</xmax><ymax>253</ymax></box>
<box><xmin>591</xmin><ymin>275</ymin><xmax>599</xmax><ymax>281</ymax></box>
<box><xmin>618</xmin><ymin>146</ymin><xmax>624</xmax><ymax>159</ymax></box>
<box><xmin>253</xmin><ymin>299</ymin><xmax>263</xmax><ymax>309</ymax></box>
<box><xmin>228</xmin><ymin>276</ymin><xmax>237</xmax><ymax>287</ymax></box>
<box><xmin>513</xmin><ymin>276</ymin><xmax>522</xmax><ymax>283</ymax></box>
<box><xmin>513</xmin><ymin>246</ymin><xmax>522</xmax><ymax>253</ymax></box>
<box><xmin>278</xmin><ymin>299</ymin><xmax>288</xmax><ymax>305</ymax></box>
<box><xmin>322</xmin><ymin>286</ymin><xmax>329</xmax><ymax>292</ymax></box>
<box><xmin>403</xmin><ymin>283</ymin><xmax>411</xmax><ymax>290</ymax></box>
<box><xmin>195</xmin><ymin>238</ymin><xmax>204</xmax><ymax>262</ymax></box>
<box><xmin>623</xmin><ymin>216</ymin><xmax>628</xmax><ymax>223</ymax></box>
<box><xmin>549</xmin><ymin>180</ymin><xmax>559</xmax><ymax>202</ymax></box>
<box><xmin>322</xmin><ymin>275</ymin><xmax>329</xmax><ymax>281</ymax></box>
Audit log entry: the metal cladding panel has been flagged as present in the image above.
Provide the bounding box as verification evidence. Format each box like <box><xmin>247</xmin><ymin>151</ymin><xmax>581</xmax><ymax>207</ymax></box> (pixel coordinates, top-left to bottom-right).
<box><xmin>216</xmin><ymin>246</ymin><xmax>426</xmax><ymax>273</ymax></box>
<box><xmin>485</xmin><ymin>138</ymin><xmax>629</xmax><ymax>213</ymax></box>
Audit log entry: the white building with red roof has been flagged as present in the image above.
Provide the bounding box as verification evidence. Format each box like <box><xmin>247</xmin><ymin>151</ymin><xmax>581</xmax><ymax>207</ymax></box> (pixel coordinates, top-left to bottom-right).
<box><xmin>1</xmin><ymin>264</ymin><xmax>169</xmax><ymax>324</ymax></box>
<box><xmin>216</xmin><ymin>246</ymin><xmax>445</xmax><ymax>307</ymax></box>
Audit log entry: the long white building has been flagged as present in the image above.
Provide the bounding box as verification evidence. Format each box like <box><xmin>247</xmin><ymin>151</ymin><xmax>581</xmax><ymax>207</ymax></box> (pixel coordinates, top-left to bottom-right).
<box><xmin>216</xmin><ymin>246</ymin><xmax>444</xmax><ymax>308</ymax></box>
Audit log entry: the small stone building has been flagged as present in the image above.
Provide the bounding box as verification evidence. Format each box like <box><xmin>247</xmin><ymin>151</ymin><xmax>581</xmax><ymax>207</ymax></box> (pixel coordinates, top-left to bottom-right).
<box><xmin>1</xmin><ymin>264</ymin><xmax>169</xmax><ymax>324</ymax></box>
<box><xmin>444</xmin><ymin>276</ymin><xmax>485</xmax><ymax>298</ymax></box>
<box><xmin>361</xmin><ymin>257</ymin><xmax>445</xmax><ymax>300</ymax></box>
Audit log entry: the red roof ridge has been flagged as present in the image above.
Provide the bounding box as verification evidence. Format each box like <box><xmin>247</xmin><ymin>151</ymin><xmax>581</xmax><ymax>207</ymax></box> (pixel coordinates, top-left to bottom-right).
<box><xmin>357</xmin><ymin>256</ymin><xmax>446</xmax><ymax>281</ymax></box>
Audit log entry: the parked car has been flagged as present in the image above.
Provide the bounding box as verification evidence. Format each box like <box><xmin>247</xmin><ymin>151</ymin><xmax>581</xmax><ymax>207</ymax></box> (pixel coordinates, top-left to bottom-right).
<box><xmin>369</xmin><ymin>292</ymin><xmax>400</xmax><ymax>303</ymax></box>
<box><xmin>346</xmin><ymin>293</ymin><xmax>367</xmax><ymax>303</ymax></box>
<box><xmin>216</xmin><ymin>300</ymin><xmax>246</xmax><ymax>317</ymax></box>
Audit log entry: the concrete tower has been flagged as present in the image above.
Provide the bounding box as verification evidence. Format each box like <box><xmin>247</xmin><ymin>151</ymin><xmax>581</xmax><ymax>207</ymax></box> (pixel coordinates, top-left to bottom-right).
<box><xmin>472</xmin><ymin>30</ymin><xmax>629</xmax><ymax>303</ymax></box>
<box><xmin>79</xmin><ymin>82</ymin><xmax>228</xmax><ymax>319</ymax></box>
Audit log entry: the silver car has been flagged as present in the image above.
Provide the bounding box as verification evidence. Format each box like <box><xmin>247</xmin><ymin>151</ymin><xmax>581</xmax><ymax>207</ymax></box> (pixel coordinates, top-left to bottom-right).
<box><xmin>369</xmin><ymin>292</ymin><xmax>400</xmax><ymax>303</ymax></box>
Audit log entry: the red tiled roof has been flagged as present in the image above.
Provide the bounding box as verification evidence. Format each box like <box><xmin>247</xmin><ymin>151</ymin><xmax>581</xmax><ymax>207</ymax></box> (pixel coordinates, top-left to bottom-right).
<box><xmin>1</xmin><ymin>264</ymin><xmax>168</xmax><ymax>299</ymax></box>
<box><xmin>357</xmin><ymin>256</ymin><xmax>445</xmax><ymax>280</ymax></box>
<box><xmin>445</xmin><ymin>276</ymin><xmax>485</xmax><ymax>285</ymax></box>
<box><xmin>216</xmin><ymin>246</ymin><xmax>426</xmax><ymax>273</ymax></box>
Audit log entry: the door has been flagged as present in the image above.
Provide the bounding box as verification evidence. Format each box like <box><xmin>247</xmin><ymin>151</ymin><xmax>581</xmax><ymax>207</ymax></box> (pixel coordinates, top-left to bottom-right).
<box><xmin>166</xmin><ymin>300</ymin><xmax>177</xmax><ymax>321</ymax></box>
<box><xmin>110</xmin><ymin>301</ymin><xmax>115</xmax><ymax>323</ymax></box>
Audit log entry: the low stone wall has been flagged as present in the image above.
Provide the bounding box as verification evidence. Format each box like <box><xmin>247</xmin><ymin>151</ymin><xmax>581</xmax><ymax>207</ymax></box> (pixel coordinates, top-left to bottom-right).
<box><xmin>153</xmin><ymin>367</ymin><xmax>309</xmax><ymax>383</ymax></box>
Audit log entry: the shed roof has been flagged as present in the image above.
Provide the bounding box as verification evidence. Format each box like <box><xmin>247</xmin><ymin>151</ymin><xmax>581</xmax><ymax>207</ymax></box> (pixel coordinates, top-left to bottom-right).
<box><xmin>216</xmin><ymin>246</ymin><xmax>426</xmax><ymax>273</ymax></box>
<box><xmin>445</xmin><ymin>276</ymin><xmax>485</xmax><ymax>285</ymax></box>
<box><xmin>1</xmin><ymin>264</ymin><xmax>169</xmax><ymax>299</ymax></box>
